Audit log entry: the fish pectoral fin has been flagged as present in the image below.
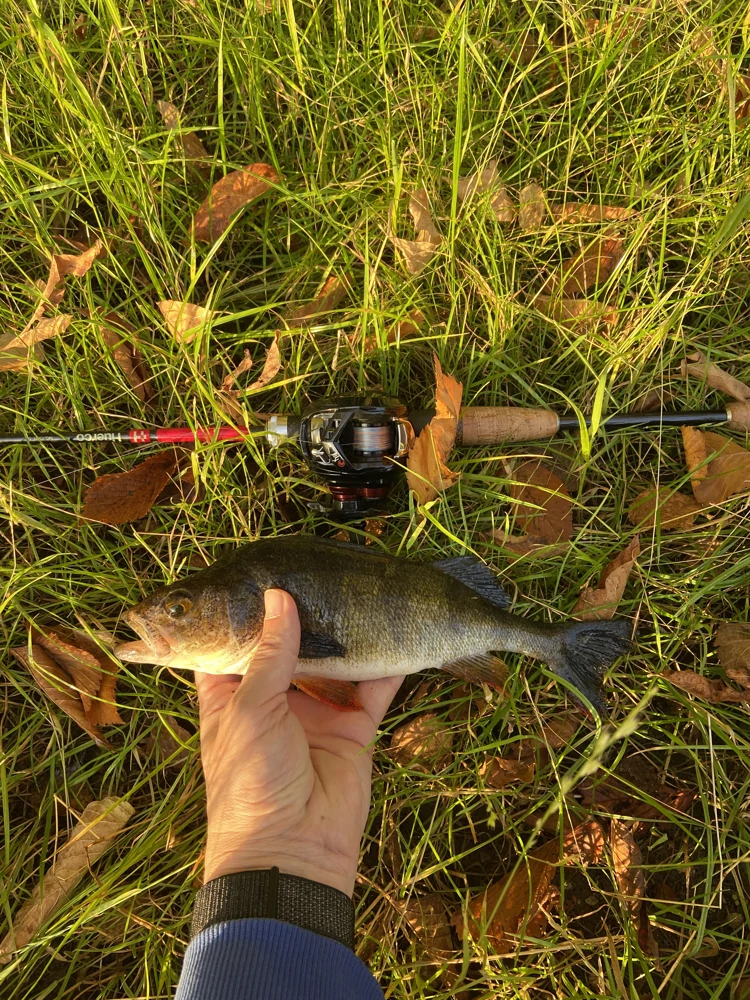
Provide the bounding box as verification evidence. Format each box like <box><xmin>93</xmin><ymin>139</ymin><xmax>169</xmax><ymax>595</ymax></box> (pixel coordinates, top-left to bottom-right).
<box><xmin>292</xmin><ymin>674</ymin><xmax>363</xmax><ymax>712</ymax></box>
<box><xmin>299</xmin><ymin>630</ymin><xmax>347</xmax><ymax>659</ymax></box>
<box><xmin>432</xmin><ymin>556</ymin><xmax>511</xmax><ymax>608</ymax></box>
<box><xmin>441</xmin><ymin>653</ymin><xmax>509</xmax><ymax>692</ymax></box>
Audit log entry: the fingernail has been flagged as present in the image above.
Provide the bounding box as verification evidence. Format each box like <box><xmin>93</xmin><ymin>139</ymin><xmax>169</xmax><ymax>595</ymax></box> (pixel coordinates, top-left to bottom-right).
<box><xmin>264</xmin><ymin>588</ymin><xmax>285</xmax><ymax>619</ymax></box>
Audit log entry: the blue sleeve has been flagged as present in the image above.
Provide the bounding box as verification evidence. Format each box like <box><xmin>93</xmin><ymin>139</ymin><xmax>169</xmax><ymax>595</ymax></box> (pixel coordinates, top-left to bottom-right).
<box><xmin>175</xmin><ymin>918</ymin><xmax>384</xmax><ymax>1000</ymax></box>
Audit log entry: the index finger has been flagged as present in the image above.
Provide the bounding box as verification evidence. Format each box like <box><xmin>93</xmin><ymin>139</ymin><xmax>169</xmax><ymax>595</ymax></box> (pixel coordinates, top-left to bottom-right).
<box><xmin>195</xmin><ymin>671</ymin><xmax>243</xmax><ymax>748</ymax></box>
<box><xmin>356</xmin><ymin>675</ymin><xmax>404</xmax><ymax>727</ymax></box>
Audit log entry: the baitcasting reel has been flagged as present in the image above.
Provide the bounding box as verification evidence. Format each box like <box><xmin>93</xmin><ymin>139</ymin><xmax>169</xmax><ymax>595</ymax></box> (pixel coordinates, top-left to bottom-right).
<box><xmin>266</xmin><ymin>397</ymin><xmax>412</xmax><ymax>516</ymax></box>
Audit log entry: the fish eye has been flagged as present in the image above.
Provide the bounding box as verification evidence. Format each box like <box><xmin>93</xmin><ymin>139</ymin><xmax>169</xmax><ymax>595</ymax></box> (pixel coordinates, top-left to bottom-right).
<box><xmin>165</xmin><ymin>594</ymin><xmax>193</xmax><ymax>619</ymax></box>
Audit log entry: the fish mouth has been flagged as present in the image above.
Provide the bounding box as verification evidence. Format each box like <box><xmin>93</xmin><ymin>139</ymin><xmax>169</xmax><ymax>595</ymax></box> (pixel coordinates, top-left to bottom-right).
<box><xmin>114</xmin><ymin>611</ymin><xmax>174</xmax><ymax>664</ymax></box>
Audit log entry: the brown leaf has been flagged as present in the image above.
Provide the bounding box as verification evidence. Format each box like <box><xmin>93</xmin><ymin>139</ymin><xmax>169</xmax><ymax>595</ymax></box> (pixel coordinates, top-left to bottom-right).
<box><xmin>157</xmin><ymin>100</ymin><xmax>211</xmax><ymax>177</ymax></box>
<box><xmin>518</xmin><ymin>183</ymin><xmax>547</xmax><ymax>231</ymax></box>
<box><xmin>158</xmin><ymin>300</ymin><xmax>216</xmax><ymax>345</ymax></box>
<box><xmin>221</xmin><ymin>349</ymin><xmax>253</xmax><ymax>392</ymax></box>
<box><xmin>481</xmin><ymin>743</ymin><xmax>536</xmax><ymax>788</ymax></box>
<box><xmin>715</xmin><ymin>623</ymin><xmax>750</xmax><ymax>675</ymax></box>
<box><xmin>627</xmin><ymin>487</ymin><xmax>699</xmax><ymax>532</ymax></box>
<box><xmin>540</xmin><ymin>716</ymin><xmax>577</xmax><ymax>748</ymax></box>
<box><xmin>683</xmin><ymin>431</ymin><xmax>750</xmax><ymax>506</ymax></box>
<box><xmin>402</xmin><ymin>893</ymin><xmax>454</xmax><ymax>960</ymax></box>
<box><xmin>285</xmin><ymin>274</ymin><xmax>350</xmax><ymax>325</ymax></box>
<box><xmin>244</xmin><ymin>334</ymin><xmax>281</xmax><ymax>392</ymax></box>
<box><xmin>80</xmin><ymin>451</ymin><xmax>179</xmax><ymax>525</ymax></box>
<box><xmin>390</xmin><ymin>713</ymin><xmax>454</xmax><ymax>770</ymax></box>
<box><xmin>610</xmin><ymin>819</ymin><xmax>658</xmax><ymax>958</ymax></box>
<box><xmin>574</xmin><ymin>537</ymin><xmax>640</xmax><ymax>620</ymax></box>
<box><xmin>633</xmin><ymin>388</ymin><xmax>668</xmax><ymax>412</ymax></box>
<box><xmin>192</xmin><ymin>163</ymin><xmax>279</xmax><ymax>243</ymax></box>
<box><xmin>143</xmin><ymin>715</ymin><xmax>193</xmax><ymax>768</ymax></box>
<box><xmin>0</xmin><ymin>797</ymin><xmax>134</xmax><ymax>962</ymax></box>
<box><xmin>551</xmin><ymin>203</ymin><xmax>638</xmax><ymax>222</ymax></box>
<box><xmin>680</xmin><ymin>348</ymin><xmax>750</xmax><ymax>401</ymax></box>
<box><xmin>542</xmin><ymin>237</ymin><xmax>624</xmax><ymax>296</ymax></box>
<box><xmin>365</xmin><ymin>309</ymin><xmax>425</xmax><ymax>353</ymax></box>
<box><xmin>534</xmin><ymin>296</ymin><xmax>618</xmax><ymax>327</ymax></box>
<box><xmin>391</xmin><ymin>190</ymin><xmax>442</xmax><ymax>274</ymax></box>
<box><xmin>456</xmin><ymin>160</ymin><xmax>515</xmax><ymax>222</ymax></box>
<box><xmin>510</xmin><ymin>461</ymin><xmax>573</xmax><ymax>545</ymax></box>
<box><xmin>405</xmin><ymin>355</ymin><xmax>463</xmax><ymax>503</ymax></box>
<box><xmin>563</xmin><ymin>819</ymin><xmax>606</xmax><ymax>865</ymax></box>
<box><xmin>662</xmin><ymin>668</ymin><xmax>750</xmax><ymax>704</ymax></box>
<box><xmin>98</xmin><ymin>312</ymin><xmax>152</xmax><ymax>403</ymax></box>
<box><xmin>1</xmin><ymin>314</ymin><xmax>73</xmax><ymax>353</ymax></box>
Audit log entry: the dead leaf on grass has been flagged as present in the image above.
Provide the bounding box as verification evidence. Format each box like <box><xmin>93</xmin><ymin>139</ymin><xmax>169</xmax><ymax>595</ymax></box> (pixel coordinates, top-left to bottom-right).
<box><xmin>540</xmin><ymin>715</ymin><xmax>577</xmax><ymax>748</ymax></box>
<box><xmin>662</xmin><ymin>668</ymin><xmax>750</xmax><ymax>704</ymax></box>
<box><xmin>390</xmin><ymin>712</ymin><xmax>454</xmax><ymax>770</ymax></box>
<box><xmin>509</xmin><ymin>460</ymin><xmax>573</xmax><ymax>545</ymax></box>
<box><xmin>483</xmin><ymin>531</ymin><xmax>570</xmax><ymax>559</ymax></box>
<box><xmin>402</xmin><ymin>893</ymin><xmax>454</xmax><ymax>961</ymax></box>
<box><xmin>551</xmin><ymin>203</ymin><xmax>638</xmax><ymax>222</ymax></box>
<box><xmin>518</xmin><ymin>183</ymin><xmax>547</xmax><ymax>231</ymax></box>
<box><xmin>158</xmin><ymin>300</ymin><xmax>216</xmax><ymax>344</ymax></box>
<box><xmin>216</xmin><ymin>348</ymin><xmax>253</xmax><ymax>422</ymax></box>
<box><xmin>534</xmin><ymin>296</ymin><xmax>618</xmax><ymax>327</ymax></box>
<box><xmin>391</xmin><ymin>190</ymin><xmax>442</xmax><ymax>274</ymax></box>
<box><xmin>681</xmin><ymin>429</ymin><xmax>750</xmax><ymax>506</ymax></box>
<box><xmin>193</xmin><ymin>163</ymin><xmax>280</xmax><ymax>243</ymax></box>
<box><xmin>80</xmin><ymin>451</ymin><xmax>180</xmax><ymax>525</ymax></box>
<box><xmin>627</xmin><ymin>487</ymin><xmax>699</xmax><ymax>532</ymax></box>
<box><xmin>715</xmin><ymin>623</ymin><xmax>750</xmax><ymax>678</ymax></box>
<box><xmin>285</xmin><ymin>274</ymin><xmax>350</xmax><ymax>325</ymax></box>
<box><xmin>0</xmin><ymin>797</ymin><xmax>134</xmax><ymax>962</ymax></box>
<box><xmin>365</xmin><ymin>308</ymin><xmax>426</xmax><ymax>353</ymax></box>
<box><xmin>405</xmin><ymin>355</ymin><xmax>462</xmax><ymax>503</ymax></box>
<box><xmin>456</xmin><ymin>160</ymin><xmax>515</xmax><ymax>222</ymax></box>
<box><xmin>97</xmin><ymin>312</ymin><xmax>152</xmax><ymax>403</ymax></box>
<box><xmin>680</xmin><ymin>348</ymin><xmax>750</xmax><ymax>401</ymax></box>
<box><xmin>143</xmin><ymin>715</ymin><xmax>194</xmax><ymax>767</ymax></box>
<box><xmin>574</xmin><ymin>537</ymin><xmax>640</xmax><ymax>620</ymax></box>
<box><xmin>543</xmin><ymin>236</ymin><xmax>624</xmax><ymax>296</ymax></box>
<box><xmin>157</xmin><ymin>100</ymin><xmax>211</xmax><ymax>177</ymax></box>
<box><xmin>0</xmin><ymin>314</ymin><xmax>73</xmax><ymax>354</ymax></box>
<box><xmin>244</xmin><ymin>333</ymin><xmax>281</xmax><ymax>392</ymax></box>
<box><xmin>610</xmin><ymin>819</ymin><xmax>658</xmax><ymax>959</ymax></box>
<box><xmin>481</xmin><ymin>742</ymin><xmax>536</xmax><ymax>788</ymax></box>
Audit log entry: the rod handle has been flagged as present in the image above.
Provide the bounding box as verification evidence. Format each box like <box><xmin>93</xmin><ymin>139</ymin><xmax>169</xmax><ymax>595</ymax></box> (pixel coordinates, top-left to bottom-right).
<box><xmin>457</xmin><ymin>406</ymin><xmax>560</xmax><ymax>446</ymax></box>
<box><xmin>726</xmin><ymin>402</ymin><xmax>750</xmax><ymax>432</ymax></box>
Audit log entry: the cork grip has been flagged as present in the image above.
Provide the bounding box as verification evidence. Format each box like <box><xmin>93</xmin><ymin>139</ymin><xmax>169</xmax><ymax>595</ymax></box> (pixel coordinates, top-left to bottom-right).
<box><xmin>457</xmin><ymin>407</ymin><xmax>561</xmax><ymax>446</ymax></box>
<box><xmin>727</xmin><ymin>402</ymin><xmax>750</xmax><ymax>432</ymax></box>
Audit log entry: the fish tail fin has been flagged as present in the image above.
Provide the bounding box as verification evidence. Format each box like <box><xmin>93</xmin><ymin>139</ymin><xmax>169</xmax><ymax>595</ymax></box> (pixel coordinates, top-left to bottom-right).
<box><xmin>549</xmin><ymin>620</ymin><xmax>633</xmax><ymax>714</ymax></box>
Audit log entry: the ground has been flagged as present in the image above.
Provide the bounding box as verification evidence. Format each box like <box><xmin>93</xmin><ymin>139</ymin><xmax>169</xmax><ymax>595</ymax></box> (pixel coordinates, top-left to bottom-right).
<box><xmin>2</xmin><ymin>1</ymin><xmax>750</xmax><ymax>998</ymax></box>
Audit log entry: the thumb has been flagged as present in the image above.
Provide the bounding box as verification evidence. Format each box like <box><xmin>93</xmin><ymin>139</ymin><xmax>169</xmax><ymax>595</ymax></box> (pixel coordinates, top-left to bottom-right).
<box><xmin>236</xmin><ymin>588</ymin><xmax>301</xmax><ymax>708</ymax></box>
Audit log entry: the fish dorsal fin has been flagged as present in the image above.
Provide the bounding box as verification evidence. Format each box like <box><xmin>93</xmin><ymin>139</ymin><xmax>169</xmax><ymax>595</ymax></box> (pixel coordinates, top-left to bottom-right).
<box><xmin>433</xmin><ymin>556</ymin><xmax>511</xmax><ymax>608</ymax></box>
<box><xmin>442</xmin><ymin>653</ymin><xmax>508</xmax><ymax>692</ymax></box>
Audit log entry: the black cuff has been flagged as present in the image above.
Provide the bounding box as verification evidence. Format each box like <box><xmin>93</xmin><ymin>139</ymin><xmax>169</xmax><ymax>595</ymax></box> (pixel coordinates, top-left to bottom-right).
<box><xmin>191</xmin><ymin>868</ymin><xmax>355</xmax><ymax>950</ymax></box>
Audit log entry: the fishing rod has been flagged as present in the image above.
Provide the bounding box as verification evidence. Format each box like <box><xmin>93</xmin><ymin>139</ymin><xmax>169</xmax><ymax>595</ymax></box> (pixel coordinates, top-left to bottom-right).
<box><xmin>2</xmin><ymin>398</ymin><xmax>749</xmax><ymax>515</ymax></box>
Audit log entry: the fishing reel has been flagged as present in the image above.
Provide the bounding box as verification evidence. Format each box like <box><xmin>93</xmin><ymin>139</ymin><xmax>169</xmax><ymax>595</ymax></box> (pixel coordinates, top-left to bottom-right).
<box><xmin>267</xmin><ymin>397</ymin><xmax>412</xmax><ymax>516</ymax></box>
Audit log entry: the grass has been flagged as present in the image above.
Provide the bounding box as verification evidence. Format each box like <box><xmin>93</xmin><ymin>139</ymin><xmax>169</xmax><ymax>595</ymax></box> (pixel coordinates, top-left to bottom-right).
<box><xmin>2</xmin><ymin>0</ymin><xmax>750</xmax><ymax>996</ymax></box>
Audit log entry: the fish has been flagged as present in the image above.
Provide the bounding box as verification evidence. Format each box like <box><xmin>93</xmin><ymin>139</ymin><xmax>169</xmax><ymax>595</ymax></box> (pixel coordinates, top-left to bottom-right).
<box><xmin>114</xmin><ymin>535</ymin><xmax>633</xmax><ymax>713</ymax></box>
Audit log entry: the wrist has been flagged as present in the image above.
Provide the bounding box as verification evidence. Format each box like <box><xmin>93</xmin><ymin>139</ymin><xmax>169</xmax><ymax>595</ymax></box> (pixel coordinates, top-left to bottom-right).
<box><xmin>204</xmin><ymin>845</ymin><xmax>357</xmax><ymax>897</ymax></box>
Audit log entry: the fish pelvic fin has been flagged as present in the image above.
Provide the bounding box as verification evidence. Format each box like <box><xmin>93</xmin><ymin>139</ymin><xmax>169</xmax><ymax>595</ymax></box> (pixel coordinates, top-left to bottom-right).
<box><xmin>549</xmin><ymin>620</ymin><xmax>633</xmax><ymax>714</ymax></box>
<box><xmin>292</xmin><ymin>674</ymin><xmax>363</xmax><ymax>712</ymax></box>
<box><xmin>441</xmin><ymin>653</ymin><xmax>509</xmax><ymax>693</ymax></box>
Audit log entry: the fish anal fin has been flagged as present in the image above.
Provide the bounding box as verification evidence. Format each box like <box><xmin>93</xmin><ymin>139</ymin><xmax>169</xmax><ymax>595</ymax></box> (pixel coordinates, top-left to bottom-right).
<box><xmin>299</xmin><ymin>630</ymin><xmax>346</xmax><ymax>659</ymax></box>
<box><xmin>433</xmin><ymin>556</ymin><xmax>511</xmax><ymax>608</ymax></box>
<box><xmin>441</xmin><ymin>653</ymin><xmax>509</xmax><ymax>692</ymax></box>
<box><xmin>293</xmin><ymin>674</ymin><xmax>362</xmax><ymax>712</ymax></box>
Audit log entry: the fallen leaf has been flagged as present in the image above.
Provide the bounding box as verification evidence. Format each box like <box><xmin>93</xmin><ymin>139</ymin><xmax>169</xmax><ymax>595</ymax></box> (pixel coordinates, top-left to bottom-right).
<box><xmin>610</xmin><ymin>819</ymin><xmax>658</xmax><ymax>958</ymax></box>
<box><xmin>627</xmin><ymin>487</ymin><xmax>699</xmax><ymax>532</ymax></box>
<box><xmin>391</xmin><ymin>189</ymin><xmax>442</xmax><ymax>275</ymax></box>
<box><xmin>542</xmin><ymin>236</ymin><xmax>624</xmax><ymax>296</ymax></box>
<box><xmin>405</xmin><ymin>355</ymin><xmax>463</xmax><ymax>503</ymax></box>
<box><xmin>221</xmin><ymin>349</ymin><xmax>253</xmax><ymax>392</ymax></box>
<box><xmin>534</xmin><ymin>296</ymin><xmax>618</xmax><ymax>326</ymax></box>
<box><xmin>662</xmin><ymin>668</ymin><xmax>750</xmax><ymax>704</ymax></box>
<box><xmin>244</xmin><ymin>333</ymin><xmax>281</xmax><ymax>392</ymax></box>
<box><xmin>518</xmin><ymin>183</ymin><xmax>547</xmax><ymax>231</ymax></box>
<box><xmin>633</xmin><ymin>388</ymin><xmax>668</xmax><ymax>412</ymax></box>
<box><xmin>157</xmin><ymin>100</ymin><xmax>211</xmax><ymax>176</ymax></box>
<box><xmin>481</xmin><ymin>743</ymin><xmax>536</xmax><ymax>788</ymax></box>
<box><xmin>158</xmin><ymin>300</ymin><xmax>216</xmax><ymax>344</ymax></box>
<box><xmin>365</xmin><ymin>308</ymin><xmax>426</xmax><ymax>353</ymax></box>
<box><xmin>0</xmin><ymin>797</ymin><xmax>134</xmax><ymax>962</ymax></box>
<box><xmin>563</xmin><ymin>820</ymin><xmax>606</xmax><ymax>865</ymax></box>
<box><xmin>285</xmin><ymin>274</ymin><xmax>350</xmax><ymax>325</ymax></box>
<box><xmin>483</xmin><ymin>531</ymin><xmax>569</xmax><ymax>559</ymax></box>
<box><xmin>98</xmin><ymin>312</ymin><xmax>152</xmax><ymax>403</ymax></box>
<box><xmin>574</xmin><ymin>537</ymin><xmax>640</xmax><ymax>620</ymax></box>
<box><xmin>456</xmin><ymin>160</ymin><xmax>515</xmax><ymax>222</ymax></box>
<box><xmin>390</xmin><ymin>712</ymin><xmax>454</xmax><ymax>770</ymax></box>
<box><xmin>143</xmin><ymin>715</ymin><xmax>194</xmax><ymax>767</ymax></box>
<box><xmin>192</xmin><ymin>163</ymin><xmax>279</xmax><ymax>243</ymax></box>
<box><xmin>715</xmin><ymin>623</ymin><xmax>750</xmax><ymax>677</ymax></box>
<box><xmin>540</xmin><ymin>716</ymin><xmax>577</xmax><ymax>748</ymax></box>
<box><xmin>681</xmin><ymin>430</ymin><xmax>750</xmax><ymax>506</ymax></box>
<box><xmin>0</xmin><ymin>314</ymin><xmax>73</xmax><ymax>356</ymax></box>
<box><xmin>402</xmin><ymin>893</ymin><xmax>454</xmax><ymax>961</ymax></box>
<box><xmin>551</xmin><ymin>203</ymin><xmax>638</xmax><ymax>222</ymax></box>
<box><xmin>80</xmin><ymin>451</ymin><xmax>179</xmax><ymax>525</ymax></box>
<box><xmin>510</xmin><ymin>461</ymin><xmax>573</xmax><ymax>545</ymax></box>
<box><xmin>680</xmin><ymin>348</ymin><xmax>750</xmax><ymax>401</ymax></box>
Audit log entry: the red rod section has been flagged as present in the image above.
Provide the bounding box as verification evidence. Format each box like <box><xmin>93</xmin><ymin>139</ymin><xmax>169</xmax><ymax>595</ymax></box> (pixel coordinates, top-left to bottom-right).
<box><xmin>127</xmin><ymin>427</ymin><xmax>252</xmax><ymax>445</ymax></box>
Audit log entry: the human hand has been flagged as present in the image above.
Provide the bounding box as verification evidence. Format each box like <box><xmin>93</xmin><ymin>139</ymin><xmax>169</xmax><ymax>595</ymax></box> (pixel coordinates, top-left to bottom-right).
<box><xmin>195</xmin><ymin>589</ymin><xmax>403</xmax><ymax>897</ymax></box>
